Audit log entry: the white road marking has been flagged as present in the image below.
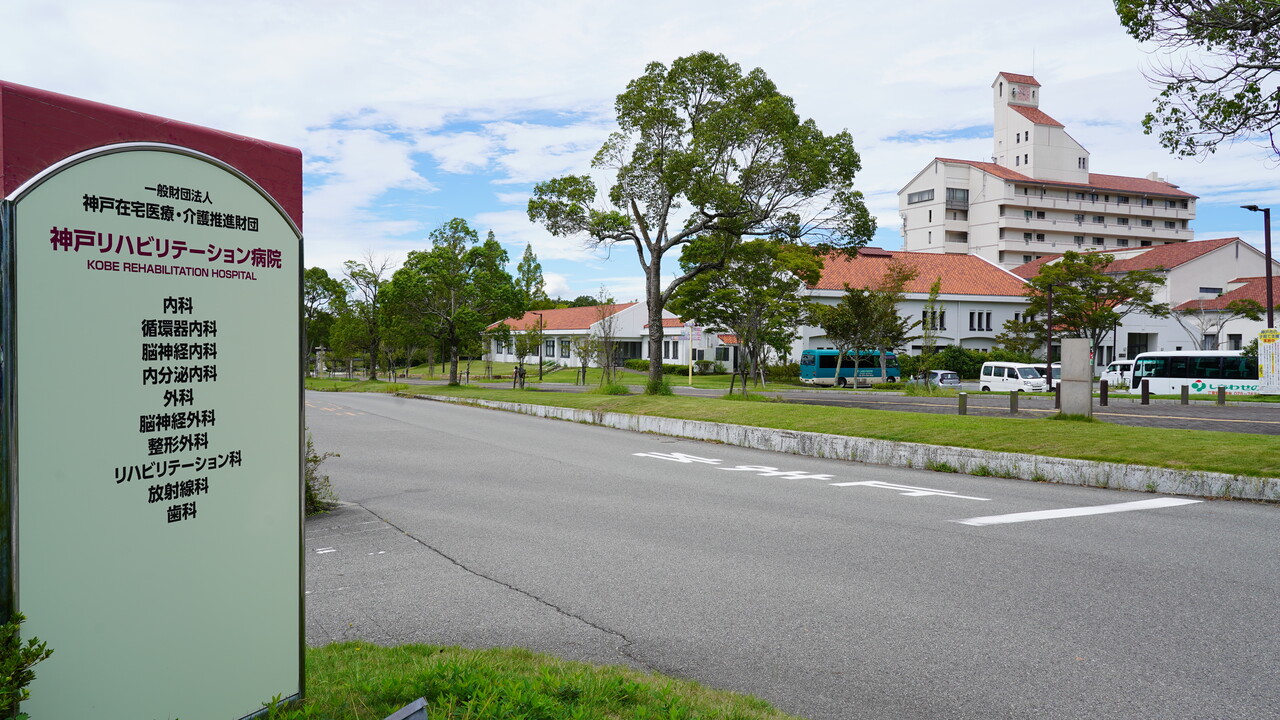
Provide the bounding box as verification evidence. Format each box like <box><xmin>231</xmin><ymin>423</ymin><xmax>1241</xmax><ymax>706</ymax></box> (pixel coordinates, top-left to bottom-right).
<box><xmin>830</xmin><ymin>480</ymin><xmax>989</xmax><ymax>501</ymax></box>
<box><xmin>315</xmin><ymin>547</ymin><xmax>337</xmax><ymax>554</ymax></box>
<box><xmin>956</xmin><ymin>497</ymin><xmax>1202</xmax><ymax>526</ymax></box>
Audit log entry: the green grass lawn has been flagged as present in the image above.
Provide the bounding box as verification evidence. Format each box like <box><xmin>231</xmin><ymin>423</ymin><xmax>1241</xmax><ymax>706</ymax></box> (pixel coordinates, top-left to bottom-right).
<box><xmin>259</xmin><ymin>642</ymin><xmax>803</xmax><ymax>719</ymax></box>
<box><xmin>386</xmin><ymin>385</ymin><xmax>1280</xmax><ymax>479</ymax></box>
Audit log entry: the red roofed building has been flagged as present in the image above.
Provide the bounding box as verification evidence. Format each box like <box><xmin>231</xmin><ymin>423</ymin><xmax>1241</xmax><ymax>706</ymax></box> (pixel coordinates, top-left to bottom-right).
<box><xmin>796</xmin><ymin>248</ymin><xmax>1032</xmax><ymax>357</ymax></box>
<box><xmin>1008</xmin><ymin>237</ymin><xmax>1280</xmax><ymax>362</ymax></box>
<box><xmin>899</xmin><ymin>73</ymin><xmax>1196</xmax><ymax>269</ymax></box>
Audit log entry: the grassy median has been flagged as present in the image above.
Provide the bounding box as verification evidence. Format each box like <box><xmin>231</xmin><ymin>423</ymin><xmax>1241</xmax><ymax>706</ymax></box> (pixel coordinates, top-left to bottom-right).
<box><xmin>257</xmin><ymin>642</ymin><xmax>802</xmax><ymax>719</ymax></box>
<box><xmin>304</xmin><ymin>380</ymin><xmax>1280</xmax><ymax>479</ymax></box>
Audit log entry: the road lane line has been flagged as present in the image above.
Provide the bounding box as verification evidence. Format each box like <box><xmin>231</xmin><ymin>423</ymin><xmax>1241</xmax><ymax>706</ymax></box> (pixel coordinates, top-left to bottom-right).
<box><xmin>956</xmin><ymin>497</ymin><xmax>1201</xmax><ymax>526</ymax></box>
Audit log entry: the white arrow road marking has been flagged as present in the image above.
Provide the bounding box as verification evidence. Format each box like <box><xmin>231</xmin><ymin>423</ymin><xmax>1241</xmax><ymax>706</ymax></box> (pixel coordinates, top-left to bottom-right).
<box><xmin>956</xmin><ymin>497</ymin><xmax>1202</xmax><ymax>526</ymax></box>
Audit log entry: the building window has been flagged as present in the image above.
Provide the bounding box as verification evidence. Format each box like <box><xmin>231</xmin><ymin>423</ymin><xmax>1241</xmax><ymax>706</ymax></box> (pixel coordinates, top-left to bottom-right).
<box><xmin>1116</xmin><ymin>238</ymin><xmax>1129</xmax><ymax>247</ymax></box>
<box><xmin>1075</xmin><ymin>214</ymin><xmax>1085</xmax><ymax>223</ymax></box>
<box><xmin>1024</xmin><ymin>153</ymin><xmax>1029</xmax><ymax>164</ymax></box>
<box><xmin>969</xmin><ymin>311</ymin><xmax>976</xmax><ymax>331</ymax></box>
<box><xmin>1093</xmin><ymin>237</ymin><xmax>1105</xmax><ymax>246</ymax></box>
<box><xmin>1036</xmin><ymin>211</ymin><xmax>1046</xmax><ymax>219</ymax></box>
<box><xmin>663</xmin><ymin>339</ymin><xmax>680</xmax><ymax>359</ymax></box>
<box><xmin>1144</xmin><ymin>198</ymin><xmax>1155</xmax><ymax>206</ymax></box>
<box><xmin>560</xmin><ymin>339</ymin><xmax>571</xmax><ymax>358</ymax></box>
<box><xmin>1093</xmin><ymin>215</ymin><xmax>1105</xmax><ymax>223</ymax></box>
<box><xmin>1075</xmin><ymin>192</ymin><xmax>1086</xmax><ymax>200</ymax></box>
<box><xmin>1141</xmin><ymin>219</ymin><xmax>1153</xmax><ymax>227</ymax></box>
<box><xmin>928</xmin><ymin>210</ymin><xmax>933</xmax><ymax>222</ymax></box>
<box><xmin>1036</xmin><ymin>233</ymin><xmax>1046</xmax><ymax>241</ymax></box>
<box><xmin>1164</xmin><ymin>220</ymin><xmax>1177</xmax><ymax>229</ymax></box>
<box><xmin>1140</xmin><ymin>240</ymin><xmax>1152</xmax><ymax>246</ymax></box>
<box><xmin>545</xmin><ymin>339</ymin><xmax>556</xmax><ymax>357</ymax></box>
<box><xmin>1116</xmin><ymin>217</ymin><xmax>1129</xmax><ymax>226</ymax></box>
<box><xmin>946</xmin><ymin>188</ymin><xmax>969</xmax><ymax>205</ymax></box>
<box><xmin>907</xmin><ymin>189</ymin><xmax>934</xmax><ymax>204</ymax></box>
<box><xmin>1023</xmin><ymin>255</ymin><xmax>1032</xmax><ymax>264</ymax></box>
<box><xmin>1015</xmin><ymin>155</ymin><xmax>1020</xmax><ymax>166</ymax></box>
<box><xmin>1118</xmin><ymin>196</ymin><xmax>1129</xmax><ymax>204</ymax></box>
<box><xmin>1024</xmin><ymin>210</ymin><xmax>1033</xmax><ymax>220</ymax></box>
<box><xmin>1089</xmin><ymin>193</ymin><xmax>1099</xmax><ymax>202</ymax></box>
<box><xmin>1199</xmin><ymin>287</ymin><xmax>1223</xmax><ymax>295</ymax></box>
<box><xmin>922</xmin><ymin>310</ymin><xmax>946</xmax><ymax>331</ymax></box>
<box><xmin>715</xmin><ymin>346</ymin><xmax>730</xmax><ymax>362</ymax></box>
<box><xmin>1229</xmin><ymin>334</ymin><xmax>1243</xmax><ymax>351</ymax></box>
<box><xmin>1073</xmin><ymin>235</ymin><xmax>1084</xmax><ymax>244</ymax></box>
<box><xmin>1024</xmin><ymin>232</ymin><xmax>1033</xmax><ymax>241</ymax></box>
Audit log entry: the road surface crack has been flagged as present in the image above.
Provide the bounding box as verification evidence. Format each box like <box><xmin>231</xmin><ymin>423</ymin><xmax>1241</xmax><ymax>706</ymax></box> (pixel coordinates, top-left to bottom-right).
<box><xmin>359</xmin><ymin>503</ymin><xmax>658</xmax><ymax>673</ymax></box>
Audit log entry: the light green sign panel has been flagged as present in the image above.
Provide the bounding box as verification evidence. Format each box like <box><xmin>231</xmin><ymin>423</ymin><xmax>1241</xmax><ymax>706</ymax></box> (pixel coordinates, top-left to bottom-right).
<box><xmin>6</xmin><ymin>145</ymin><xmax>301</xmax><ymax>719</ymax></box>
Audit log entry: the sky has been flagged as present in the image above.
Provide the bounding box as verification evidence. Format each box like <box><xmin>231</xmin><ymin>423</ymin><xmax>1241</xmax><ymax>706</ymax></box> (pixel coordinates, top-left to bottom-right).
<box><xmin>4</xmin><ymin>0</ymin><xmax>1277</xmax><ymax>304</ymax></box>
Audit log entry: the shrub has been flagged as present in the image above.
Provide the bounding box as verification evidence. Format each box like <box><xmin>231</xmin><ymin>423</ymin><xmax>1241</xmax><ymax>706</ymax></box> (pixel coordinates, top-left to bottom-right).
<box><xmin>594</xmin><ymin>382</ymin><xmax>631</xmax><ymax>395</ymax></box>
<box><xmin>305</xmin><ymin>432</ymin><xmax>338</xmax><ymax>515</ymax></box>
<box><xmin>1</xmin><ymin>613</ymin><xmax>53</xmax><ymax>719</ymax></box>
<box><xmin>623</xmin><ymin>359</ymin><xmax>649</xmax><ymax>372</ymax></box>
<box><xmin>646</xmin><ymin>377</ymin><xmax>675</xmax><ymax>395</ymax></box>
<box><xmin>765</xmin><ymin>362</ymin><xmax>800</xmax><ymax>382</ymax></box>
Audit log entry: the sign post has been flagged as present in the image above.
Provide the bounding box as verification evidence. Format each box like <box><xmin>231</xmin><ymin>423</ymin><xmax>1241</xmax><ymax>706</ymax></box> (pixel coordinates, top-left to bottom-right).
<box><xmin>0</xmin><ymin>83</ymin><xmax>303</xmax><ymax>720</ymax></box>
<box><xmin>1259</xmin><ymin>328</ymin><xmax>1280</xmax><ymax>395</ymax></box>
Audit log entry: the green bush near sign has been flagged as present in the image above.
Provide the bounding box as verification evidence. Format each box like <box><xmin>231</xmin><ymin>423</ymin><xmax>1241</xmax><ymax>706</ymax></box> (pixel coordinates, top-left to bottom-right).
<box><xmin>1</xmin><ymin>613</ymin><xmax>53</xmax><ymax>720</ymax></box>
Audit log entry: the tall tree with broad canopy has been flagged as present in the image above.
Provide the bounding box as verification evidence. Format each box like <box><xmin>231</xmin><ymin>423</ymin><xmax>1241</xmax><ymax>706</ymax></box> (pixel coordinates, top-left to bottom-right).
<box><xmin>1116</xmin><ymin>0</ymin><xmax>1280</xmax><ymax>158</ymax></box>
<box><xmin>386</xmin><ymin>219</ymin><xmax>524</xmax><ymax>385</ymax></box>
<box><xmin>1025</xmin><ymin>251</ymin><xmax>1170</xmax><ymax>361</ymax></box>
<box><xmin>528</xmin><ymin>51</ymin><xmax>874</xmax><ymax>393</ymax></box>
<box><xmin>516</xmin><ymin>243</ymin><xmax>551</xmax><ymax>308</ymax></box>
<box><xmin>669</xmin><ymin>240</ymin><xmax>821</xmax><ymax>395</ymax></box>
<box><xmin>303</xmin><ymin>266</ymin><xmax>345</xmax><ymax>361</ymax></box>
<box><xmin>339</xmin><ymin>254</ymin><xmax>395</xmax><ymax>380</ymax></box>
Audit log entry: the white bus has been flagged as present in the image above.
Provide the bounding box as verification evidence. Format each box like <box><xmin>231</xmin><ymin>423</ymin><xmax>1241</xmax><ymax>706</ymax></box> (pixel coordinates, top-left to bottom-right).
<box><xmin>1128</xmin><ymin>350</ymin><xmax>1259</xmax><ymax>395</ymax></box>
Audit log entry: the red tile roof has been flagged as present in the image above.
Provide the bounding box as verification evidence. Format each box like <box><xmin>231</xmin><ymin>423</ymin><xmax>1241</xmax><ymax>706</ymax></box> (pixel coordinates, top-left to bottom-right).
<box><xmin>811</xmin><ymin>250</ymin><xmax>1027</xmax><ymax>297</ymax></box>
<box><xmin>998</xmin><ymin>72</ymin><xmax>1041</xmax><ymax>87</ymax></box>
<box><xmin>1105</xmin><ymin>237</ymin><xmax>1238</xmax><ymax>273</ymax></box>
<box><xmin>1012</xmin><ymin>105</ymin><xmax>1063</xmax><ymax>127</ymax></box>
<box><xmin>717</xmin><ymin>334</ymin><xmax>739</xmax><ymax>345</ymax></box>
<box><xmin>644</xmin><ymin>318</ymin><xmax>686</xmax><ymax>328</ymax></box>
<box><xmin>1011</xmin><ymin>238</ymin><xmax>1241</xmax><ymax>278</ymax></box>
<box><xmin>1173</xmin><ymin>277</ymin><xmax>1277</xmax><ymax>311</ymax></box>
<box><xmin>1011</xmin><ymin>254</ymin><xmax>1063</xmax><ymax>279</ymax></box>
<box><xmin>488</xmin><ymin>303</ymin><xmax>636</xmax><ymax>332</ymax></box>
<box><xmin>934</xmin><ymin>158</ymin><xmax>1197</xmax><ymax>198</ymax></box>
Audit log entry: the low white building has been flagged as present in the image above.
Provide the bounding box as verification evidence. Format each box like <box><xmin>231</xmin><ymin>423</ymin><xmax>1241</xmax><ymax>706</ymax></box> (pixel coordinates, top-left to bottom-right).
<box><xmin>487</xmin><ymin>303</ymin><xmax>731</xmax><ymax>367</ymax></box>
<box><xmin>795</xmin><ymin>248</ymin><xmax>1031</xmax><ymax>358</ymax></box>
<box><xmin>1012</xmin><ymin>236</ymin><xmax>1280</xmax><ymax>366</ymax></box>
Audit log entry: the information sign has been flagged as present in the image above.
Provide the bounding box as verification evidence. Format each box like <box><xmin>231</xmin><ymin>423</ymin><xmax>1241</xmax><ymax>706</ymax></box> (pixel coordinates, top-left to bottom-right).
<box><xmin>1259</xmin><ymin>328</ymin><xmax>1279</xmax><ymax>394</ymax></box>
<box><xmin>2</xmin><ymin>144</ymin><xmax>302</xmax><ymax>719</ymax></box>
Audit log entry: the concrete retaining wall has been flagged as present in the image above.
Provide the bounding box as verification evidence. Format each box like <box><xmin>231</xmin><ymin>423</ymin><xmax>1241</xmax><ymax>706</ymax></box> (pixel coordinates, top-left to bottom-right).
<box><xmin>411</xmin><ymin>394</ymin><xmax>1280</xmax><ymax>502</ymax></box>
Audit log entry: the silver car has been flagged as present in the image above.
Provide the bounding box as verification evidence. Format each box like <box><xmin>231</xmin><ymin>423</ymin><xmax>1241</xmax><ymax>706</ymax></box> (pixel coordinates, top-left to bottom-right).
<box><xmin>915</xmin><ymin>369</ymin><xmax>961</xmax><ymax>387</ymax></box>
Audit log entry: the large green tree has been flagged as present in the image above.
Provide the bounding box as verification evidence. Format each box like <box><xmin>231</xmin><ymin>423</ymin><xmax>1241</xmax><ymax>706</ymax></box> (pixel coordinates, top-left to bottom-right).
<box><xmin>387</xmin><ymin>219</ymin><xmax>523</xmax><ymax>385</ymax></box>
<box><xmin>1116</xmin><ymin>0</ymin><xmax>1280</xmax><ymax>158</ymax></box>
<box><xmin>303</xmin><ymin>266</ymin><xmax>345</xmax><ymax>361</ymax></box>
<box><xmin>516</xmin><ymin>243</ymin><xmax>551</xmax><ymax>308</ymax></box>
<box><xmin>1025</xmin><ymin>251</ymin><xmax>1170</xmax><ymax>360</ymax></box>
<box><xmin>669</xmin><ymin>240</ymin><xmax>820</xmax><ymax>395</ymax></box>
<box><xmin>339</xmin><ymin>254</ymin><xmax>394</xmax><ymax>380</ymax></box>
<box><xmin>528</xmin><ymin>51</ymin><xmax>874</xmax><ymax>393</ymax></box>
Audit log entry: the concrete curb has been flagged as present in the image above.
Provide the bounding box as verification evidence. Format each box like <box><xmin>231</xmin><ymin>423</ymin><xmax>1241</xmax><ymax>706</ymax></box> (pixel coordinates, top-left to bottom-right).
<box><xmin>407</xmin><ymin>394</ymin><xmax>1279</xmax><ymax>502</ymax></box>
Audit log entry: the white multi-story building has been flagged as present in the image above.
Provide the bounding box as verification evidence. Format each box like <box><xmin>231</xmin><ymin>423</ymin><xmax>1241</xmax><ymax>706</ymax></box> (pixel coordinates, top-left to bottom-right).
<box><xmin>899</xmin><ymin>72</ymin><xmax>1197</xmax><ymax>270</ymax></box>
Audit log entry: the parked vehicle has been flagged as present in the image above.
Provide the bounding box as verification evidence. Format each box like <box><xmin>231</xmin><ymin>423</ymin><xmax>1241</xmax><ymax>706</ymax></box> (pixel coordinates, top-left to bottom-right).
<box><xmin>978</xmin><ymin>361</ymin><xmax>1046</xmax><ymax>392</ymax></box>
<box><xmin>911</xmin><ymin>369</ymin><xmax>961</xmax><ymax>387</ymax></box>
<box><xmin>1128</xmin><ymin>351</ymin><xmax>1259</xmax><ymax>395</ymax></box>
<box><xmin>799</xmin><ymin>349</ymin><xmax>900</xmax><ymax>387</ymax></box>
<box><xmin>1100</xmin><ymin>360</ymin><xmax>1133</xmax><ymax>388</ymax></box>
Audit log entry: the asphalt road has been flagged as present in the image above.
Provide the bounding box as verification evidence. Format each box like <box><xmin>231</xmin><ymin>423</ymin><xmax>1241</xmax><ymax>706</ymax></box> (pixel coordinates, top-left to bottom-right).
<box><xmin>305</xmin><ymin>391</ymin><xmax>1279</xmax><ymax>720</ymax></box>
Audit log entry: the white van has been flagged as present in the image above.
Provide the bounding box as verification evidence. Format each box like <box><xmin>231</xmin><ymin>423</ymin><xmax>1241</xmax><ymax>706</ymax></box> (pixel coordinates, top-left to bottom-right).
<box><xmin>1100</xmin><ymin>359</ymin><xmax>1133</xmax><ymax>388</ymax></box>
<box><xmin>979</xmin><ymin>362</ymin><xmax>1046</xmax><ymax>392</ymax></box>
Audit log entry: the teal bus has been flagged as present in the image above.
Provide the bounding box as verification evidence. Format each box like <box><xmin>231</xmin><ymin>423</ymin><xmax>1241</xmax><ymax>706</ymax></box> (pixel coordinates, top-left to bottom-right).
<box><xmin>799</xmin><ymin>349</ymin><xmax>901</xmax><ymax>387</ymax></box>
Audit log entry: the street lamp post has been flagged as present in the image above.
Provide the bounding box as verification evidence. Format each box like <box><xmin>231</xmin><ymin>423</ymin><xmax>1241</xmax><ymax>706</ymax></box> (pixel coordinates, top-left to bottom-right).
<box><xmin>1045</xmin><ymin>283</ymin><xmax>1055</xmax><ymax>390</ymax></box>
<box><xmin>1242</xmin><ymin>205</ymin><xmax>1274</xmax><ymax>328</ymax></box>
<box><xmin>532</xmin><ymin>311</ymin><xmax>544</xmax><ymax>380</ymax></box>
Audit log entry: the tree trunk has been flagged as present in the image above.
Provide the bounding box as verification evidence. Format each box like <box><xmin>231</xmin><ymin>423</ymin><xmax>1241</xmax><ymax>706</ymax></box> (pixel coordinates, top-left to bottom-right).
<box><xmin>646</xmin><ymin>266</ymin><xmax>665</xmax><ymax>393</ymax></box>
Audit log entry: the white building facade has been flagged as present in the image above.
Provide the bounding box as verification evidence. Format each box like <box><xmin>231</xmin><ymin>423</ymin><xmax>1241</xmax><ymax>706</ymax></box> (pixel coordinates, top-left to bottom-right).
<box><xmin>899</xmin><ymin>73</ymin><xmax>1197</xmax><ymax>270</ymax></box>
